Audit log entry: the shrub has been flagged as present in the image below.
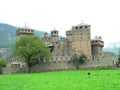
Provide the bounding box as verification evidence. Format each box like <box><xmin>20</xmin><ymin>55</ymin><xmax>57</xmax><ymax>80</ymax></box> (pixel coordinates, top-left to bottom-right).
<box><xmin>0</xmin><ymin>59</ymin><xmax>6</xmax><ymax>67</ymax></box>
<box><xmin>71</xmin><ymin>53</ymin><xmax>87</xmax><ymax>70</ymax></box>
<box><xmin>96</xmin><ymin>66</ymin><xmax>113</xmax><ymax>70</ymax></box>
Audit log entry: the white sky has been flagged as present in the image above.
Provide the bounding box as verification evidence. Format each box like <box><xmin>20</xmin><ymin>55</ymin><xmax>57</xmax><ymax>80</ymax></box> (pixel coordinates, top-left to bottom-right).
<box><xmin>0</xmin><ymin>0</ymin><xmax>120</xmax><ymax>47</ymax></box>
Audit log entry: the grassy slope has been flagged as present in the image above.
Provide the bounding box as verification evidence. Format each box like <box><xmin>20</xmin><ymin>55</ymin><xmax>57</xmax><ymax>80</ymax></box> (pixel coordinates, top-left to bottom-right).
<box><xmin>0</xmin><ymin>70</ymin><xmax>120</xmax><ymax>90</ymax></box>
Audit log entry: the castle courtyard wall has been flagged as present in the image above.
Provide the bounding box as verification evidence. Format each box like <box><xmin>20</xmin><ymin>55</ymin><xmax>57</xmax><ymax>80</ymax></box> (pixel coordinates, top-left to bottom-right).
<box><xmin>31</xmin><ymin>57</ymin><xmax>114</xmax><ymax>72</ymax></box>
<box><xmin>2</xmin><ymin>51</ymin><xmax>115</xmax><ymax>74</ymax></box>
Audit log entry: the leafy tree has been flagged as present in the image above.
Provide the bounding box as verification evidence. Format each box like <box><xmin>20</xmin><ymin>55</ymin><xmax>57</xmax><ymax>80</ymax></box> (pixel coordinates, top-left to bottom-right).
<box><xmin>118</xmin><ymin>51</ymin><xmax>120</xmax><ymax>60</ymax></box>
<box><xmin>71</xmin><ymin>53</ymin><xmax>87</xmax><ymax>70</ymax></box>
<box><xmin>116</xmin><ymin>51</ymin><xmax>120</xmax><ymax>67</ymax></box>
<box><xmin>0</xmin><ymin>59</ymin><xmax>6</xmax><ymax>67</ymax></box>
<box><xmin>14</xmin><ymin>35</ymin><xmax>51</xmax><ymax>72</ymax></box>
<box><xmin>0</xmin><ymin>59</ymin><xmax>6</xmax><ymax>74</ymax></box>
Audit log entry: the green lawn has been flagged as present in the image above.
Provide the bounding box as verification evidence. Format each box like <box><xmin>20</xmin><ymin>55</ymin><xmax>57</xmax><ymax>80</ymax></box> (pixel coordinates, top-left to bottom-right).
<box><xmin>0</xmin><ymin>69</ymin><xmax>120</xmax><ymax>90</ymax></box>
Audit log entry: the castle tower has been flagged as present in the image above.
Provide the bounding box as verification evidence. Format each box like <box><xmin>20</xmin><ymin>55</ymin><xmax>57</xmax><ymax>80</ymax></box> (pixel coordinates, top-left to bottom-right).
<box><xmin>91</xmin><ymin>36</ymin><xmax>104</xmax><ymax>60</ymax></box>
<box><xmin>51</xmin><ymin>29</ymin><xmax>59</xmax><ymax>42</ymax></box>
<box><xmin>16</xmin><ymin>23</ymin><xmax>34</xmax><ymax>41</ymax></box>
<box><xmin>66</xmin><ymin>30</ymin><xmax>72</xmax><ymax>42</ymax></box>
<box><xmin>44</xmin><ymin>32</ymin><xmax>49</xmax><ymax>38</ymax></box>
<box><xmin>70</xmin><ymin>23</ymin><xmax>92</xmax><ymax>60</ymax></box>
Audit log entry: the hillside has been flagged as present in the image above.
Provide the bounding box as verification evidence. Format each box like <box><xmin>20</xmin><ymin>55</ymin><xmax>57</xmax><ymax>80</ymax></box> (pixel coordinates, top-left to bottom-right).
<box><xmin>0</xmin><ymin>23</ymin><xmax>45</xmax><ymax>48</ymax></box>
<box><xmin>0</xmin><ymin>23</ymin><xmax>17</xmax><ymax>48</ymax></box>
<box><xmin>103</xmin><ymin>42</ymin><xmax>120</xmax><ymax>58</ymax></box>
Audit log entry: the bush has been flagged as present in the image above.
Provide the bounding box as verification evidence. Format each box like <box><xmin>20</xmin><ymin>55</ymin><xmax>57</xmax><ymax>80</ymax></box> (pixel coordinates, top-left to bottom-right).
<box><xmin>96</xmin><ymin>66</ymin><xmax>113</xmax><ymax>70</ymax></box>
<box><xmin>0</xmin><ymin>59</ymin><xmax>6</xmax><ymax>67</ymax></box>
<box><xmin>71</xmin><ymin>53</ymin><xmax>87</xmax><ymax>70</ymax></box>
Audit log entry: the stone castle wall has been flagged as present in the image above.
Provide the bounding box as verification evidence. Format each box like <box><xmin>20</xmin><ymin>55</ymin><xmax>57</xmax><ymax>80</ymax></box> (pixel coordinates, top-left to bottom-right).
<box><xmin>31</xmin><ymin>54</ymin><xmax>114</xmax><ymax>72</ymax></box>
<box><xmin>2</xmin><ymin>57</ymin><xmax>27</xmax><ymax>74</ymax></box>
<box><xmin>2</xmin><ymin>52</ymin><xmax>115</xmax><ymax>74</ymax></box>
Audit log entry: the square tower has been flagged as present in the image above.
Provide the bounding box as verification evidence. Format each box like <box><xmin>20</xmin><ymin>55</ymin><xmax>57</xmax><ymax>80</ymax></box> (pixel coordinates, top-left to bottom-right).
<box><xmin>70</xmin><ymin>23</ymin><xmax>92</xmax><ymax>60</ymax></box>
<box><xmin>16</xmin><ymin>25</ymin><xmax>34</xmax><ymax>41</ymax></box>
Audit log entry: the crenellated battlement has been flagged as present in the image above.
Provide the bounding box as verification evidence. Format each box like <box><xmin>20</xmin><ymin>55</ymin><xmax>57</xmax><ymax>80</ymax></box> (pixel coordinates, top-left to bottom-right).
<box><xmin>66</xmin><ymin>30</ymin><xmax>72</xmax><ymax>35</ymax></box>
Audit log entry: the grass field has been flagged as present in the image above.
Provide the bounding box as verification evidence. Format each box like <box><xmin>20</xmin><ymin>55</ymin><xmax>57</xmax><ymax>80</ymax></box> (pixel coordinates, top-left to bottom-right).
<box><xmin>0</xmin><ymin>69</ymin><xmax>120</xmax><ymax>90</ymax></box>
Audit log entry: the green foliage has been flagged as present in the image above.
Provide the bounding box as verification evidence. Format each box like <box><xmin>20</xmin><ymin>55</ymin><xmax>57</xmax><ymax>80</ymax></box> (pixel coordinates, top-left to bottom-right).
<box><xmin>96</xmin><ymin>66</ymin><xmax>113</xmax><ymax>70</ymax></box>
<box><xmin>71</xmin><ymin>53</ymin><xmax>87</xmax><ymax>70</ymax></box>
<box><xmin>118</xmin><ymin>51</ymin><xmax>120</xmax><ymax>60</ymax></box>
<box><xmin>0</xmin><ymin>59</ymin><xmax>6</xmax><ymax>67</ymax></box>
<box><xmin>0</xmin><ymin>70</ymin><xmax>120</xmax><ymax>90</ymax></box>
<box><xmin>115</xmin><ymin>60</ymin><xmax>119</xmax><ymax>64</ymax></box>
<box><xmin>14</xmin><ymin>35</ymin><xmax>51</xmax><ymax>72</ymax></box>
<box><xmin>115</xmin><ymin>51</ymin><xmax>120</xmax><ymax>67</ymax></box>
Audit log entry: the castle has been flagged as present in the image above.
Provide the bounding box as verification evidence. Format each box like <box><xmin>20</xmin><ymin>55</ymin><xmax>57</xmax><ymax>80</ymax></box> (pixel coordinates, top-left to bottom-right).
<box><xmin>2</xmin><ymin>23</ymin><xmax>115</xmax><ymax>74</ymax></box>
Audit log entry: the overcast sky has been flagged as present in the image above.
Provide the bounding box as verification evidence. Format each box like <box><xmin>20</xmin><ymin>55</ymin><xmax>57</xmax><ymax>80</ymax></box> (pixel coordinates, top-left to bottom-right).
<box><xmin>0</xmin><ymin>0</ymin><xmax>120</xmax><ymax>47</ymax></box>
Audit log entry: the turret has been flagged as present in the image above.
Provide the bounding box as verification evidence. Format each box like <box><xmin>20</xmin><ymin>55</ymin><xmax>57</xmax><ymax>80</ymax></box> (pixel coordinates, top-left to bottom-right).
<box><xmin>91</xmin><ymin>36</ymin><xmax>104</xmax><ymax>60</ymax></box>
<box><xmin>51</xmin><ymin>29</ymin><xmax>59</xmax><ymax>42</ymax></box>
<box><xmin>66</xmin><ymin>30</ymin><xmax>72</xmax><ymax>42</ymax></box>
<box><xmin>44</xmin><ymin>32</ymin><xmax>49</xmax><ymax>38</ymax></box>
<box><xmin>16</xmin><ymin>24</ymin><xmax>34</xmax><ymax>41</ymax></box>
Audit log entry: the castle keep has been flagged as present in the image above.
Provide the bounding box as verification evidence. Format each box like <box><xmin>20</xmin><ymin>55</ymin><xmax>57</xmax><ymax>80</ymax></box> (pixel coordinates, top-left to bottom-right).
<box><xmin>42</xmin><ymin>23</ymin><xmax>103</xmax><ymax>61</ymax></box>
<box><xmin>2</xmin><ymin>23</ymin><xmax>115</xmax><ymax>74</ymax></box>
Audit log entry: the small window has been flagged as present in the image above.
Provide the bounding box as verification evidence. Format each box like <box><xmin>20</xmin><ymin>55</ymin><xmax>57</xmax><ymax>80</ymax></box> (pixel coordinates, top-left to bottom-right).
<box><xmin>76</xmin><ymin>27</ymin><xmax>78</xmax><ymax>29</ymax></box>
<box><xmin>85</xmin><ymin>26</ymin><xmax>87</xmax><ymax>29</ymax></box>
<box><xmin>80</xmin><ymin>26</ymin><xmax>82</xmax><ymax>29</ymax></box>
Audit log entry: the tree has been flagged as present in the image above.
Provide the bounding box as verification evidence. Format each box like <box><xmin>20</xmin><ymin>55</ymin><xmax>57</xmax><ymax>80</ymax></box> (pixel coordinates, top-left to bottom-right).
<box><xmin>116</xmin><ymin>51</ymin><xmax>120</xmax><ymax>67</ymax></box>
<box><xmin>71</xmin><ymin>53</ymin><xmax>87</xmax><ymax>70</ymax></box>
<box><xmin>0</xmin><ymin>59</ymin><xmax>6</xmax><ymax>67</ymax></box>
<box><xmin>0</xmin><ymin>59</ymin><xmax>6</xmax><ymax>74</ymax></box>
<box><xmin>118</xmin><ymin>51</ymin><xmax>120</xmax><ymax>60</ymax></box>
<box><xmin>14</xmin><ymin>35</ymin><xmax>51</xmax><ymax>72</ymax></box>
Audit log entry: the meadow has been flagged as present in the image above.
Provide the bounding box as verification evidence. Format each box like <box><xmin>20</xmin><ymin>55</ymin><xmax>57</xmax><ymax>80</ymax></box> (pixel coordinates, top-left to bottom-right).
<box><xmin>0</xmin><ymin>69</ymin><xmax>120</xmax><ymax>90</ymax></box>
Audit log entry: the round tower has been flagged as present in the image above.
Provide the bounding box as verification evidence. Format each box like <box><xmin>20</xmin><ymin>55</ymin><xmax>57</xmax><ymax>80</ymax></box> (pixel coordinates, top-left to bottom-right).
<box><xmin>91</xmin><ymin>36</ymin><xmax>104</xmax><ymax>60</ymax></box>
<box><xmin>16</xmin><ymin>23</ymin><xmax>34</xmax><ymax>41</ymax></box>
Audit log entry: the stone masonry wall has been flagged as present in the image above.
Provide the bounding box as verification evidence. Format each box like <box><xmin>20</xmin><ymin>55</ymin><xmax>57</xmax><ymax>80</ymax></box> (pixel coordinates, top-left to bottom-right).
<box><xmin>2</xmin><ymin>52</ymin><xmax>115</xmax><ymax>74</ymax></box>
<box><xmin>31</xmin><ymin>56</ymin><xmax>114</xmax><ymax>72</ymax></box>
